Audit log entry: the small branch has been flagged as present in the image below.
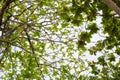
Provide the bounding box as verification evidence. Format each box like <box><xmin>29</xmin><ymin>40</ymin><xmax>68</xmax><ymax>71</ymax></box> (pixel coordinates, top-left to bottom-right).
<box><xmin>104</xmin><ymin>0</ymin><xmax>120</xmax><ymax>15</ymax></box>
<box><xmin>24</xmin><ymin>28</ymin><xmax>35</xmax><ymax>54</ymax></box>
<box><xmin>14</xmin><ymin>45</ymin><xmax>32</xmax><ymax>54</ymax></box>
<box><xmin>24</xmin><ymin>28</ymin><xmax>40</xmax><ymax>67</ymax></box>
<box><xmin>0</xmin><ymin>42</ymin><xmax>11</xmax><ymax>64</ymax></box>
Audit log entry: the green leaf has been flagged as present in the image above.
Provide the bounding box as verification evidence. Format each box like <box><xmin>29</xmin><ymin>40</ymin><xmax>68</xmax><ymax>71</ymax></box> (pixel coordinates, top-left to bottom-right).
<box><xmin>87</xmin><ymin>23</ymin><xmax>99</xmax><ymax>34</ymax></box>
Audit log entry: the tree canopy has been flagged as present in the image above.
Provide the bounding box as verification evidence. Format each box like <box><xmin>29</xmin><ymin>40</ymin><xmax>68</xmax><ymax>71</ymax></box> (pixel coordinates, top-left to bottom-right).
<box><xmin>0</xmin><ymin>0</ymin><xmax>120</xmax><ymax>79</ymax></box>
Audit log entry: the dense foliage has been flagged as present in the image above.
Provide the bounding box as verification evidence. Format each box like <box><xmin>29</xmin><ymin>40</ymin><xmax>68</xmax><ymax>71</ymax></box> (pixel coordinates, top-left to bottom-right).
<box><xmin>0</xmin><ymin>0</ymin><xmax>120</xmax><ymax>79</ymax></box>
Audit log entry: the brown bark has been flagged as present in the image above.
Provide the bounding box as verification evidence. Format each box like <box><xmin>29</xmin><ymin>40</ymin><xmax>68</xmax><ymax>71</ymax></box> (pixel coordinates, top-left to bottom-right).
<box><xmin>104</xmin><ymin>0</ymin><xmax>120</xmax><ymax>15</ymax></box>
<box><xmin>0</xmin><ymin>0</ymin><xmax>15</xmax><ymax>26</ymax></box>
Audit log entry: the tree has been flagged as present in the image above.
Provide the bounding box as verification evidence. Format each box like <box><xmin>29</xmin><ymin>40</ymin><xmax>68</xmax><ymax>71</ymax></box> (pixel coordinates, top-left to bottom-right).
<box><xmin>0</xmin><ymin>0</ymin><xmax>120</xmax><ymax>79</ymax></box>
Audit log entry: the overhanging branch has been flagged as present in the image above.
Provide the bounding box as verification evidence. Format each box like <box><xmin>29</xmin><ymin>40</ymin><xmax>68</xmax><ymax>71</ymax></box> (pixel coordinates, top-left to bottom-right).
<box><xmin>104</xmin><ymin>0</ymin><xmax>120</xmax><ymax>15</ymax></box>
<box><xmin>0</xmin><ymin>0</ymin><xmax>15</xmax><ymax>26</ymax></box>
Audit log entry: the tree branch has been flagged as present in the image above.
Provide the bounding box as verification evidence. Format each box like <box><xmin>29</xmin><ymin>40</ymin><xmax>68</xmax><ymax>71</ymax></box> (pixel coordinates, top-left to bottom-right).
<box><xmin>104</xmin><ymin>0</ymin><xmax>120</xmax><ymax>15</ymax></box>
<box><xmin>24</xmin><ymin>28</ymin><xmax>35</xmax><ymax>54</ymax></box>
<box><xmin>0</xmin><ymin>0</ymin><xmax>15</xmax><ymax>26</ymax></box>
